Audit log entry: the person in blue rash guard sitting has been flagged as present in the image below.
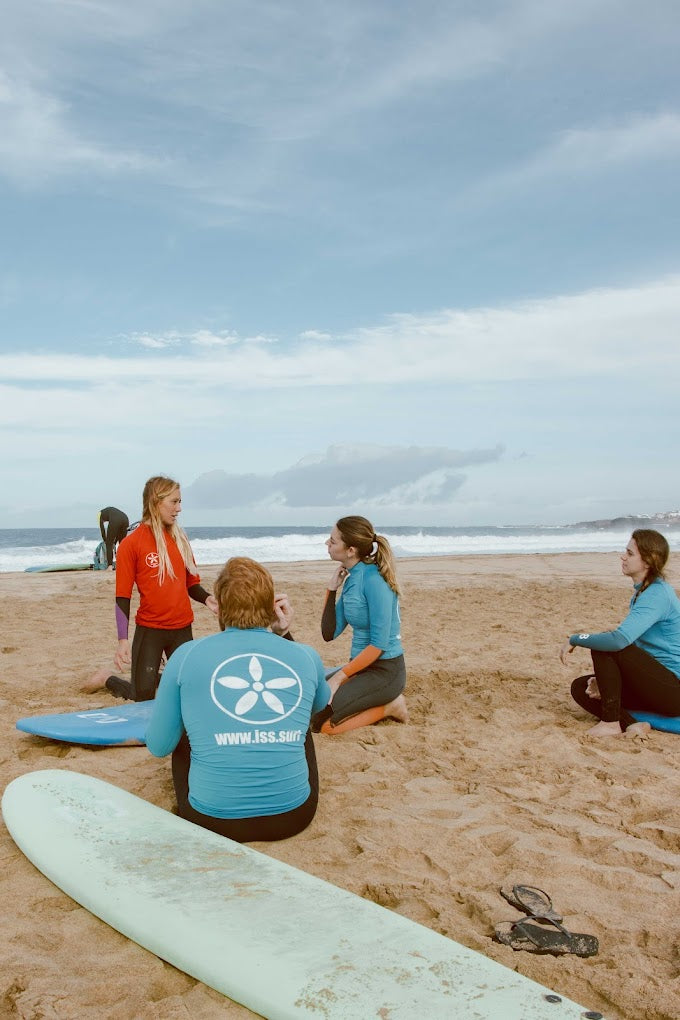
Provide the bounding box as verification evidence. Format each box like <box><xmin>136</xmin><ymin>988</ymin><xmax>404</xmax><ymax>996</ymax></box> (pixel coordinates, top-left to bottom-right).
<box><xmin>146</xmin><ymin>557</ymin><xmax>331</xmax><ymax>843</ymax></box>
<box><xmin>313</xmin><ymin>515</ymin><xmax>408</xmax><ymax>735</ymax></box>
<box><xmin>561</xmin><ymin>529</ymin><xmax>680</xmax><ymax>738</ymax></box>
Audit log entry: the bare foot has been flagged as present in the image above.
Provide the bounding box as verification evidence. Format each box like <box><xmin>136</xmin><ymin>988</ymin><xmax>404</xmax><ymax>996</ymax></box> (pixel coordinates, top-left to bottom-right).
<box><xmin>384</xmin><ymin>693</ymin><xmax>409</xmax><ymax>723</ymax></box>
<box><xmin>81</xmin><ymin>666</ymin><xmax>111</xmax><ymax>693</ymax></box>
<box><xmin>625</xmin><ymin>721</ymin><xmax>652</xmax><ymax>738</ymax></box>
<box><xmin>587</xmin><ymin>720</ymin><xmax>623</xmax><ymax>738</ymax></box>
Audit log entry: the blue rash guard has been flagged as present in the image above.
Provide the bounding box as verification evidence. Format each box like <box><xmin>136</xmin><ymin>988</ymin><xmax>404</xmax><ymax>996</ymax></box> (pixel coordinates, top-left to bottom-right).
<box><xmin>146</xmin><ymin>628</ymin><xmax>331</xmax><ymax>819</ymax></box>
<box><xmin>333</xmin><ymin>561</ymin><xmax>403</xmax><ymax>660</ymax></box>
<box><xmin>569</xmin><ymin>578</ymin><xmax>680</xmax><ymax>677</ymax></box>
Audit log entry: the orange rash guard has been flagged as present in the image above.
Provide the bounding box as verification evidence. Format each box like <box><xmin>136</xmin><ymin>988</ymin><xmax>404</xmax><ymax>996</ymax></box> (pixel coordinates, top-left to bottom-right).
<box><xmin>115</xmin><ymin>523</ymin><xmax>200</xmax><ymax>630</ymax></box>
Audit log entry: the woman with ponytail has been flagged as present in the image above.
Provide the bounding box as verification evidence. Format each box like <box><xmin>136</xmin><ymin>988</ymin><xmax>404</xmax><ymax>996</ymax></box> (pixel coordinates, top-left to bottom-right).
<box><xmin>314</xmin><ymin>515</ymin><xmax>407</xmax><ymax>734</ymax></box>
<box><xmin>561</xmin><ymin>529</ymin><xmax>680</xmax><ymax>737</ymax></box>
<box><xmin>90</xmin><ymin>475</ymin><xmax>218</xmax><ymax>701</ymax></box>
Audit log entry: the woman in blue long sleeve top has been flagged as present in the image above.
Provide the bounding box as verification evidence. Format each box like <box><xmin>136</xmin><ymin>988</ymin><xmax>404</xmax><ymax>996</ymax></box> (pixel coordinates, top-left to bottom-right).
<box><xmin>560</xmin><ymin>529</ymin><xmax>680</xmax><ymax>737</ymax></box>
<box><xmin>146</xmin><ymin>557</ymin><xmax>331</xmax><ymax>842</ymax></box>
<box><xmin>314</xmin><ymin>515</ymin><xmax>407</xmax><ymax>735</ymax></box>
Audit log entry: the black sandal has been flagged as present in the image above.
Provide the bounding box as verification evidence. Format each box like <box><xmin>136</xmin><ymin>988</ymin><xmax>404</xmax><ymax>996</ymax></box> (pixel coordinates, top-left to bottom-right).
<box><xmin>494</xmin><ymin>916</ymin><xmax>598</xmax><ymax>957</ymax></box>
<box><xmin>499</xmin><ymin>883</ymin><xmax>563</xmax><ymax>923</ymax></box>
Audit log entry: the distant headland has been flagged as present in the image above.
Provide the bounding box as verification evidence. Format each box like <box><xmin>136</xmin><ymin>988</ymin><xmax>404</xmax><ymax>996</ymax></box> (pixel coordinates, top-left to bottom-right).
<box><xmin>573</xmin><ymin>511</ymin><xmax>680</xmax><ymax>530</ymax></box>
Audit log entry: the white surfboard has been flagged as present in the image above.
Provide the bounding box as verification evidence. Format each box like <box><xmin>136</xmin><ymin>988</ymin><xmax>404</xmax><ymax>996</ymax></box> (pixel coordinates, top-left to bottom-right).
<box><xmin>2</xmin><ymin>770</ymin><xmax>599</xmax><ymax>1019</ymax></box>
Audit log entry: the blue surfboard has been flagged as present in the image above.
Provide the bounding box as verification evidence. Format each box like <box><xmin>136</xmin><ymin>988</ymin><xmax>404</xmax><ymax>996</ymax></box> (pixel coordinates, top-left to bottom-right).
<box><xmin>631</xmin><ymin>710</ymin><xmax>680</xmax><ymax>734</ymax></box>
<box><xmin>16</xmin><ymin>701</ymin><xmax>153</xmax><ymax>745</ymax></box>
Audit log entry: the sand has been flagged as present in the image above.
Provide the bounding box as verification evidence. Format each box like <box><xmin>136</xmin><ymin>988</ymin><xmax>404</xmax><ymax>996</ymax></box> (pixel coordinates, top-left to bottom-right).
<box><xmin>1</xmin><ymin>553</ymin><xmax>679</xmax><ymax>1020</ymax></box>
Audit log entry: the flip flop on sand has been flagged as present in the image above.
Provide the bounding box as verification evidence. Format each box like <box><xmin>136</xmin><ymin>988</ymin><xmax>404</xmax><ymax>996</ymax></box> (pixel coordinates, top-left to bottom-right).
<box><xmin>495</xmin><ymin>917</ymin><xmax>599</xmax><ymax>958</ymax></box>
<box><xmin>500</xmin><ymin>884</ymin><xmax>563</xmax><ymax>923</ymax></box>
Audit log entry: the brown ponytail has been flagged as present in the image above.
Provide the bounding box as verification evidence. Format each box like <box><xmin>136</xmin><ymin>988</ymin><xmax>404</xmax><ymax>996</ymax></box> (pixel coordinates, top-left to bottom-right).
<box><xmin>336</xmin><ymin>516</ymin><xmax>401</xmax><ymax>596</ymax></box>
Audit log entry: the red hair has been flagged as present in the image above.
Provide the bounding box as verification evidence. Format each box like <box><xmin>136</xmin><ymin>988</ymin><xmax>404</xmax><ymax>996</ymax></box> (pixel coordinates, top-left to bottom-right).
<box><xmin>214</xmin><ymin>557</ymin><xmax>275</xmax><ymax>630</ymax></box>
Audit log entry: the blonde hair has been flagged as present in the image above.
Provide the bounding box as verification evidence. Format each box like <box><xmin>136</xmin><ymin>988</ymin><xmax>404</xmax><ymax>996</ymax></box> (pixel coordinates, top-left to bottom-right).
<box><xmin>142</xmin><ymin>475</ymin><xmax>196</xmax><ymax>585</ymax></box>
<box><xmin>336</xmin><ymin>515</ymin><xmax>401</xmax><ymax>596</ymax></box>
<box><xmin>214</xmin><ymin>557</ymin><xmax>275</xmax><ymax>630</ymax></box>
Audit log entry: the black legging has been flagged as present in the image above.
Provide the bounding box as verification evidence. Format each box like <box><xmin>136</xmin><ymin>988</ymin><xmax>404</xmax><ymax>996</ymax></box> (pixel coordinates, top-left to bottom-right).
<box><xmin>313</xmin><ymin>654</ymin><xmax>406</xmax><ymax>730</ymax></box>
<box><xmin>99</xmin><ymin>507</ymin><xmax>129</xmax><ymax>567</ymax></box>
<box><xmin>105</xmin><ymin>624</ymin><xmax>193</xmax><ymax>702</ymax></box>
<box><xmin>170</xmin><ymin>730</ymin><xmax>319</xmax><ymax>843</ymax></box>
<box><xmin>571</xmin><ymin>644</ymin><xmax>680</xmax><ymax>727</ymax></box>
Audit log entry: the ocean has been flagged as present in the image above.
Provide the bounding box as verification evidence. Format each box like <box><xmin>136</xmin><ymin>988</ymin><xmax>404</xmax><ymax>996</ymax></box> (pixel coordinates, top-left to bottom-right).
<box><xmin>2</xmin><ymin>520</ymin><xmax>680</xmax><ymax>573</ymax></box>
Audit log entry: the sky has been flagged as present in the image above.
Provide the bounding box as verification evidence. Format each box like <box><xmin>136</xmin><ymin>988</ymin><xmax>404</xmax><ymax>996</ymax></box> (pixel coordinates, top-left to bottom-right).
<box><xmin>1</xmin><ymin>0</ymin><xmax>679</xmax><ymax>528</ymax></box>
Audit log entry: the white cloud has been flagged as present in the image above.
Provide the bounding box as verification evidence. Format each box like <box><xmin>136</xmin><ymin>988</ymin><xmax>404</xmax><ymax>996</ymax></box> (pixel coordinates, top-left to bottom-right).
<box><xmin>189</xmin><ymin>330</ymin><xmax>240</xmax><ymax>348</ymax></box>
<box><xmin>0</xmin><ymin>70</ymin><xmax>159</xmax><ymax>185</ymax></box>
<box><xmin>472</xmin><ymin>111</ymin><xmax>680</xmax><ymax>200</ymax></box>
<box><xmin>131</xmin><ymin>329</ymin><xmax>269</xmax><ymax>351</ymax></box>
<box><xmin>0</xmin><ymin>1</ymin><xmax>627</xmax><ymax>202</ymax></box>
<box><xmin>136</xmin><ymin>334</ymin><xmax>179</xmax><ymax>350</ymax></box>
<box><xmin>2</xmin><ymin>276</ymin><xmax>679</xmax><ymax>398</ymax></box>
<box><xmin>299</xmin><ymin>330</ymin><xmax>333</xmax><ymax>342</ymax></box>
<box><xmin>552</xmin><ymin>112</ymin><xmax>680</xmax><ymax>170</ymax></box>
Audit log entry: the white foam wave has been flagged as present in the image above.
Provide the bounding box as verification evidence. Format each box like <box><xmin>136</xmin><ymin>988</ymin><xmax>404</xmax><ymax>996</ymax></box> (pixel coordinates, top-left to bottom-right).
<box><xmin>1</xmin><ymin>538</ymin><xmax>98</xmax><ymax>573</ymax></box>
<box><xmin>3</xmin><ymin>526</ymin><xmax>664</xmax><ymax>575</ymax></box>
<box><xmin>190</xmin><ymin>533</ymin><xmax>330</xmax><ymax>565</ymax></box>
<box><xmin>4</xmin><ymin>527</ymin><xmax>679</xmax><ymax>573</ymax></box>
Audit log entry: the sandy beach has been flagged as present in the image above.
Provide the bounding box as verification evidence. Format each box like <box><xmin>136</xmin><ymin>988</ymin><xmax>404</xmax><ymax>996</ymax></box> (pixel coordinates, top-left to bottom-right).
<box><xmin>1</xmin><ymin>552</ymin><xmax>678</xmax><ymax>1020</ymax></box>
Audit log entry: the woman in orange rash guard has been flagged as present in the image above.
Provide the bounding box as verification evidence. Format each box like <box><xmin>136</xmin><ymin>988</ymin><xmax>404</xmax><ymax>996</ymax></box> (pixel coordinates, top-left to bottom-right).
<box><xmin>89</xmin><ymin>475</ymin><xmax>218</xmax><ymax>701</ymax></box>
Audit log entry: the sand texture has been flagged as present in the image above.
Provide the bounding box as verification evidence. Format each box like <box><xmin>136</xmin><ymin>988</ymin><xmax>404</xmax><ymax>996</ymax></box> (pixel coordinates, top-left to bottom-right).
<box><xmin>1</xmin><ymin>553</ymin><xmax>679</xmax><ymax>1019</ymax></box>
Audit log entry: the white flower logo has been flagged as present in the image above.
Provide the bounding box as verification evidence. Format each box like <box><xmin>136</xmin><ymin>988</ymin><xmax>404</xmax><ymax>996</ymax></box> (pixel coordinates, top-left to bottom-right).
<box><xmin>210</xmin><ymin>654</ymin><xmax>302</xmax><ymax>724</ymax></box>
<box><xmin>146</xmin><ymin>552</ymin><xmax>159</xmax><ymax>568</ymax></box>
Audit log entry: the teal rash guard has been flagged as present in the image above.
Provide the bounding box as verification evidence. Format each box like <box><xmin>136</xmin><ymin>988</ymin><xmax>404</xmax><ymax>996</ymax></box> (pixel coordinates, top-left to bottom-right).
<box><xmin>146</xmin><ymin>628</ymin><xmax>330</xmax><ymax>819</ymax></box>
<box><xmin>569</xmin><ymin>578</ymin><xmax>680</xmax><ymax>677</ymax></box>
<box><xmin>332</xmin><ymin>560</ymin><xmax>403</xmax><ymax>660</ymax></box>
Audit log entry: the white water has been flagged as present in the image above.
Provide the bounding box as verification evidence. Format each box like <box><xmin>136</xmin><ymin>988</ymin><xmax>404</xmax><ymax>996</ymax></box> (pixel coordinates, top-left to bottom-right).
<box><xmin>4</xmin><ymin>525</ymin><xmax>679</xmax><ymax>573</ymax></box>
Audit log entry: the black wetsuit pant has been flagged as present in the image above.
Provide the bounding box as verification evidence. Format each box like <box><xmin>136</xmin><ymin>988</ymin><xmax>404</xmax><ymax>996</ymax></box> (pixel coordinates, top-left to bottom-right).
<box><xmin>105</xmin><ymin>624</ymin><xmax>193</xmax><ymax>702</ymax></box>
<box><xmin>99</xmin><ymin>507</ymin><xmax>130</xmax><ymax>567</ymax></box>
<box><xmin>571</xmin><ymin>644</ymin><xmax>680</xmax><ymax>727</ymax></box>
<box><xmin>313</xmin><ymin>654</ymin><xmax>406</xmax><ymax>729</ymax></box>
<box><xmin>170</xmin><ymin>730</ymin><xmax>319</xmax><ymax>843</ymax></box>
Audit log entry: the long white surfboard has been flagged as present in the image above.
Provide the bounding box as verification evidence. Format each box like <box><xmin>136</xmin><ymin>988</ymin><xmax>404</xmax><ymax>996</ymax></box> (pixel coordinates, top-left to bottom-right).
<box><xmin>2</xmin><ymin>770</ymin><xmax>599</xmax><ymax>1019</ymax></box>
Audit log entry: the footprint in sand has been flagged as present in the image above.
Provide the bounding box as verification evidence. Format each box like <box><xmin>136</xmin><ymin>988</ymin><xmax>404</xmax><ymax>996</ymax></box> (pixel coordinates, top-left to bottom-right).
<box><xmin>18</xmin><ymin>739</ymin><xmax>72</xmax><ymax>761</ymax></box>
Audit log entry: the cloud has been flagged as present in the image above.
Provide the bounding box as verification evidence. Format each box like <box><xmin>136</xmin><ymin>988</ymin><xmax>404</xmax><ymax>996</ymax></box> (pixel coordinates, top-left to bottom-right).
<box><xmin>0</xmin><ymin>70</ymin><xmax>159</xmax><ymax>185</ymax></box>
<box><xmin>185</xmin><ymin>443</ymin><xmax>503</xmax><ymax>509</ymax></box>
<box><xmin>188</xmin><ymin>330</ymin><xmax>240</xmax><ymax>348</ymax></box>
<box><xmin>471</xmin><ymin>111</ymin><xmax>680</xmax><ymax>201</ymax></box>
<box><xmin>129</xmin><ymin>329</ymin><xmax>270</xmax><ymax>351</ymax></box>
<box><xmin>299</xmin><ymin>330</ymin><xmax>333</xmax><ymax>342</ymax></box>
<box><xmin>0</xmin><ymin>1</ymin><xmax>625</xmax><ymax>204</ymax></box>
<box><xmin>2</xmin><ymin>275</ymin><xmax>678</xmax><ymax>396</ymax></box>
<box><xmin>549</xmin><ymin>112</ymin><xmax>680</xmax><ymax>170</ymax></box>
<box><xmin>135</xmin><ymin>333</ymin><xmax>179</xmax><ymax>350</ymax></box>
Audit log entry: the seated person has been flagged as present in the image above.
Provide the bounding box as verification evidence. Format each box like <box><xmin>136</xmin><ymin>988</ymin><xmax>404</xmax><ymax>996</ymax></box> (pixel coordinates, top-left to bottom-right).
<box><xmin>146</xmin><ymin>557</ymin><xmax>331</xmax><ymax>842</ymax></box>
<box><xmin>562</xmin><ymin>529</ymin><xmax>680</xmax><ymax>737</ymax></box>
